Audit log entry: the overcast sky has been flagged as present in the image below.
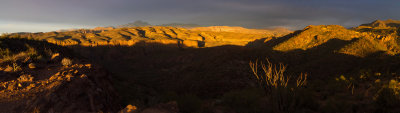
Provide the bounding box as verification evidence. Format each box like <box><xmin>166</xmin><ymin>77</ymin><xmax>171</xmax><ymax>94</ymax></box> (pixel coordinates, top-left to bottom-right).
<box><xmin>1</xmin><ymin>0</ymin><xmax>399</xmax><ymax>33</ymax></box>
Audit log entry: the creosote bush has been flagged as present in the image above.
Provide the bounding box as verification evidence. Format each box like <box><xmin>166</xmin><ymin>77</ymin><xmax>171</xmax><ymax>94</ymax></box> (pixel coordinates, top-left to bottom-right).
<box><xmin>249</xmin><ymin>58</ymin><xmax>311</xmax><ymax>112</ymax></box>
<box><xmin>249</xmin><ymin>59</ymin><xmax>307</xmax><ymax>90</ymax></box>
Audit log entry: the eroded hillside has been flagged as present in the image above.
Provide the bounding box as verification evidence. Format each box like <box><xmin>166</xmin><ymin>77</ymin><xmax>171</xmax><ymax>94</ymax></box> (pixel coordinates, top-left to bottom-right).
<box><xmin>7</xmin><ymin>26</ymin><xmax>290</xmax><ymax>48</ymax></box>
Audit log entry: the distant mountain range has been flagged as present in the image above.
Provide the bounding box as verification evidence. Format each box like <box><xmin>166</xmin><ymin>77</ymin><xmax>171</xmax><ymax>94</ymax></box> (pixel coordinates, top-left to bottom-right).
<box><xmin>116</xmin><ymin>20</ymin><xmax>202</xmax><ymax>28</ymax></box>
<box><xmin>5</xmin><ymin>26</ymin><xmax>289</xmax><ymax>47</ymax></box>
<box><xmin>359</xmin><ymin>19</ymin><xmax>400</xmax><ymax>28</ymax></box>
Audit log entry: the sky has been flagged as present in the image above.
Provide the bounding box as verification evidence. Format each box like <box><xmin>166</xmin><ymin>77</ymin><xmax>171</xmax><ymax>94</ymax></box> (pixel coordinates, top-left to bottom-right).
<box><xmin>1</xmin><ymin>0</ymin><xmax>399</xmax><ymax>33</ymax></box>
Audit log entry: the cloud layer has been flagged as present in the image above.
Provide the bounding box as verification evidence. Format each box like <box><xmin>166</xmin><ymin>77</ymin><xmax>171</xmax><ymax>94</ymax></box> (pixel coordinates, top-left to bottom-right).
<box><xmin>1</xmin><ymin>0</ymin><xmax>399</xmax><ymax>32</ymax></box>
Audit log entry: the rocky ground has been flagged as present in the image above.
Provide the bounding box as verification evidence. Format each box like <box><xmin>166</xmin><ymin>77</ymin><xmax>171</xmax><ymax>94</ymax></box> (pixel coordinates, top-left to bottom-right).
<box><xmin>0</xmin><ymin>38</ymin><xmax>119</xmax><ymax>113</ymax></box>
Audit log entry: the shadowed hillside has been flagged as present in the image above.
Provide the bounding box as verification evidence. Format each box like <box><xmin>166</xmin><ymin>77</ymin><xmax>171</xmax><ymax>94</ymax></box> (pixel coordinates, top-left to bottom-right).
<box><xmin>2</xmin><ymin>20</ymin><xmax>400</xmax><ymax>112</ymax></box>
<box><xmin>70</xmin><ymin>37</ymin><xmax>400</xmax><ymax>112</ymax></box>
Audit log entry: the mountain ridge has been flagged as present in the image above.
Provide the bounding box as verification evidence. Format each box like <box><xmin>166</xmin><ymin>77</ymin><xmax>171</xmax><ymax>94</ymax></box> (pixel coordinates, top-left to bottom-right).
<box><xmin>3</xmin><ymin>20</ymin><xmax>400</xmax><ymax>57</ymax></box>
<box><xmin>360</xmin><ymin>19</ymin><xmax>400</xmax><ymax>28</ymax></box>
<box><xmin>5</xmin><ymin>26</ymin><xmax>290</xmax><ymax>47</ymax></box>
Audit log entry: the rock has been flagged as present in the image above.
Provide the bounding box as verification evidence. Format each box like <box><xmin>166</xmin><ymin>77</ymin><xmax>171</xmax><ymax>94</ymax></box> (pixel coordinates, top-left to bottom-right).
<box><xmin>23</xmin><ymin>57</ymin><xmax>32</xmax><ymax>63</ymax></box>
<box><xmin>7</xmin><ymin>82</ymin><xmax>17</xmax><ymax>91</ymax></box>
<box><xmin>51</xmin><ymin>53</ymin><xmax>60</xmax><ymax>61</ymax></box>
<box><xmin>4</xmin><ymin>66</ymin><xmax>13</xmax><ymax>72</ymax></box>
<box><xmin>119</xmin><ymin>104</ymin><xmax>137</xmax><ymax>113</ymax></box>
<box><xmin>66</xmin><ymin>74</ymin><xmax>74</xmax><ymax>81</ymax></box>
<box><xmin>26</xmin><ymin>84</ymin><xmax>35</xmax><ymax>90</ymax></box>
<box><xmin>80</xmin><ymin>74</ymin><xmax>87</xmax><ymax>78</ymax></box>
<box><xmin>18</xmin><ymin>75</ymin><xmax>34</xmax><ymax>82</ymax></box>
<box><xmin>28</xmin><ymin>63</ymin><xmax>36</xmax><ymax>69</ymax></box>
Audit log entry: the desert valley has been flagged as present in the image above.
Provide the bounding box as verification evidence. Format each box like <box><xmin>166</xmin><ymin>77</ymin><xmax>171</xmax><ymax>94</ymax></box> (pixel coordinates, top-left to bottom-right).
<box><xmin>0</xmin><ymin>19</ymin><xmax>400</xmax><ymax>112</ymax></box>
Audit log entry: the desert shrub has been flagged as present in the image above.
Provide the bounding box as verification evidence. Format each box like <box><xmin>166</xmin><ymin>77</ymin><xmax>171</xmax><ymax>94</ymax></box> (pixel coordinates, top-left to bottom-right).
<box><xmin>0</xmin><ymin>48</ymin><xmax>11</xmax><ymax>58</ymax></box>
<box><xmin>249</xmin><ymin>59</ymin><xmax>307</xmax><ymax>90</ymax></box>
<box><xmin>61</xmin><ymin>58</ymin><xmax>73</xmax><ymax>66</ymax></box>
<box><xmin>25</xmin><ymin>44</ymin><xmax>38</xmax><ymax>57</ymax></box>
<box><xmin>335</xmin><ymin>75</ymin><xmax>358</xmax><ymax>94</ymax></box>
<box><xmin>12</xmin><ymin>63</ymin><xmax>22</xmax><ymax>72</ymax></box>
<box><xmin>177</xmin><ymin>94</ymin><xmax>202</xmax><ymax>113</ymax></box>
<box><xmin>374</xmin><ymin>79</ymin><xmax>400</xmax><ymax>112</ymax></box>
<box><xmin>249</xmin><ymin>59</ymin><xmax>312</xmax><ymax>112</ymax></box>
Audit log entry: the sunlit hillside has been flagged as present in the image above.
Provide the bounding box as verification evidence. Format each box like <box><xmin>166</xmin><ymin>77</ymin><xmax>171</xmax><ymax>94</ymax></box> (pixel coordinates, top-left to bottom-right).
<box><xmin>274</xmin><ymin>25</ymin><xmax>400</xmax><ymax>57</ymax></box>
<box><xmin>6</xmin><ymin>26</ymin><xmax>290</xmax><ymax>47</ymax></box>
<box><xmin>0</xmin><ymin>38</ymin><xmax>118</xmax><ymax>112</ymax></box>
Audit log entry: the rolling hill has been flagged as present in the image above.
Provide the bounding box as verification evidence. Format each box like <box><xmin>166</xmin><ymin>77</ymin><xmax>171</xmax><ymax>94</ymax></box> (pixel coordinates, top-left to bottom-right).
<box><xmin>7</xmin><ymin>26</ymin><xmax>290</xmax><ymax>47</ymax></box>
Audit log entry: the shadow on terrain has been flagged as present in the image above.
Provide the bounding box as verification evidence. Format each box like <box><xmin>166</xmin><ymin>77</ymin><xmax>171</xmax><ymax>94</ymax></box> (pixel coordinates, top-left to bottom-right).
<box><xmin>65</xmin><ymin>35</ymin><xmax>400</xmax><ymax>109</ymax></box>
<box><xmin>2</xmin><ymin>35</ymin><xmax>400</xmax><ymax>111</ymax></box>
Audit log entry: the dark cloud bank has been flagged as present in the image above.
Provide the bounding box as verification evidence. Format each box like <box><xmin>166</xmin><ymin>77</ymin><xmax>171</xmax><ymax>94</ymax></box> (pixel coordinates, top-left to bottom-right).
<box><xmin>1</xmin><ymin>0</ymin><xmax>399</xmax><ymax>31</ymax></box>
